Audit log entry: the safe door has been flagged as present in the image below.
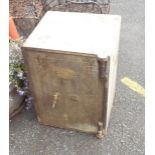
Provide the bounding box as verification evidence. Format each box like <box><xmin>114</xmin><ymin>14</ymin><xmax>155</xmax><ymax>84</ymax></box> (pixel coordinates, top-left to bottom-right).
<box><xmin>23</xmin><ymin>49</ymin><xmax>108</xmax><ymax>135</ymax></box>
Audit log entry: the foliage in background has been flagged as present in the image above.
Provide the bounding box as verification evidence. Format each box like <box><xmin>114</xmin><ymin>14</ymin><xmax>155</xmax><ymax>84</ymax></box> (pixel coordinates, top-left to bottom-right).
<box><xmin>9</xmin><ymin>39</ymin><xmax>25</xmax><ymax>90</ymax></box>
<box><xmin>9</xmin><ymin>39</ymin><xmax>33</xmax><ymax>108</ymax></box>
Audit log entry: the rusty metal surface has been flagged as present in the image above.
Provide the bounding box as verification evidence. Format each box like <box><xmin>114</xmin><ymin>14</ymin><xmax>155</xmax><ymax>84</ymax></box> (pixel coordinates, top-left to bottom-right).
<box><xmin>23</xmin><ymin>48</ymin><xmax>108</xmax><ymax>134</ymax></box>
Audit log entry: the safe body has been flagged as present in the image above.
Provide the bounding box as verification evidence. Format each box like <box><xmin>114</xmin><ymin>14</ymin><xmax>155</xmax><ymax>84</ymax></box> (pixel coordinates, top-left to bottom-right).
<box><xmin>22</xmin><ymin>11</ymin><xmax>121</xmax><ymax>137</ymax></box>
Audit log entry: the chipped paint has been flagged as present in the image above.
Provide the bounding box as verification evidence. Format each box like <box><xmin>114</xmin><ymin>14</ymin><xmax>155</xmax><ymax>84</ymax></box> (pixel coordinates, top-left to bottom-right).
<box><xmin>52</xmin><ymin>65</ymin><xmax>76</xmax><ymax>80</ymax></box>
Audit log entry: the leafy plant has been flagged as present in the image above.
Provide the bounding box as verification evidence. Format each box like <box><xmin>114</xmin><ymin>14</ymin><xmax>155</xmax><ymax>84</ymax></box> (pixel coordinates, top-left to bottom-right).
<box><xmin>9</xmin><ymin>39</ymin><xmax>33</xmax><ymax>108</ymax></box>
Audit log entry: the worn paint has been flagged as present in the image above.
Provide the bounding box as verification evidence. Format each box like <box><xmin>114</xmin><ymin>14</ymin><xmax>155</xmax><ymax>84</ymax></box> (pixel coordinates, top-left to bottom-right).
<box><xmin>121</xmin><ymin>77</ymin><xmax>145</xmax><ymax>97</ymax></box>
<box><xmin>64</xmin><ymin>114</ymin><xmax>69</xmax><ymax>120</ymax></box>
<box><xmin>71</xmin><ymin>123</ymin><xmax>98</xmax><ymax>132</ymax></box>
<box><xmin>52</xmin><ymin>65</ymin><xmax>76</xmax><ymax>80</ymax></box>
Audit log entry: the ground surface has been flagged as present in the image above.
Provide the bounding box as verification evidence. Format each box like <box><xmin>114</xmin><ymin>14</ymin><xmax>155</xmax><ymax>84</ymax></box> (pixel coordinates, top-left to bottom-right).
<box><xmin>10</xmin><ymin>0</ymin><xmax>145</xmax><ymax>154</ymax></box>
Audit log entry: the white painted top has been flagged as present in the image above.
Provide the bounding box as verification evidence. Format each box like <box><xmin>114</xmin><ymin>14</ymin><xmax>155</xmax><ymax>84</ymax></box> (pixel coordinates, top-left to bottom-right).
<box><xmin>23</xmin><ymin>11</ymin><xmax>121</xmax><ymax>58</ymax></box>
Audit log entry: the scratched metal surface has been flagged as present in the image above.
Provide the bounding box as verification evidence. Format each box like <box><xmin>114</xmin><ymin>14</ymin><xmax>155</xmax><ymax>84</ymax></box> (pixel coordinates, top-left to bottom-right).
<box><xmin>23</xmin><ymin>49</ymin><xmax>106</xmax><ymax>133</ymax></box>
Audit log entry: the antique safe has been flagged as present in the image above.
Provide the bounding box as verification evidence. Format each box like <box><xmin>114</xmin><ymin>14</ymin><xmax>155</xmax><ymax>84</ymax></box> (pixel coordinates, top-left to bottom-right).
<box><xmin>22</xmin><ymin>11</ymin><xmax>121</xmax><ymax>138</ymax></box>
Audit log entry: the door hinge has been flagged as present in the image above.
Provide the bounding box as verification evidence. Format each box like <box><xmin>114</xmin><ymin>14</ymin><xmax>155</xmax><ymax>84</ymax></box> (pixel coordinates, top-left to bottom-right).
<box><xmin>98</xmin><ymin>57</ymin><xmax>109</xmax><ymax>78</ymax></box>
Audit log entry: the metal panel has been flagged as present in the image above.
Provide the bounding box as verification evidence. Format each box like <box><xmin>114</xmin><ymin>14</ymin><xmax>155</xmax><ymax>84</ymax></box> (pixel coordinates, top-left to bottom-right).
<box><xmin>23</xmin><ymin>48</ymin><xmax>108</xmax><ymax>134</ymax></box>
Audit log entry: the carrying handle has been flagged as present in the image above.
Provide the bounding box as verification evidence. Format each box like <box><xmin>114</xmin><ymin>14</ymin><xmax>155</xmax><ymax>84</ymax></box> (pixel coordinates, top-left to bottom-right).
<box><xmin>51</xmin><ymin>92</ymin><xmax>60</xmax><ymax>108</ymax></box>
